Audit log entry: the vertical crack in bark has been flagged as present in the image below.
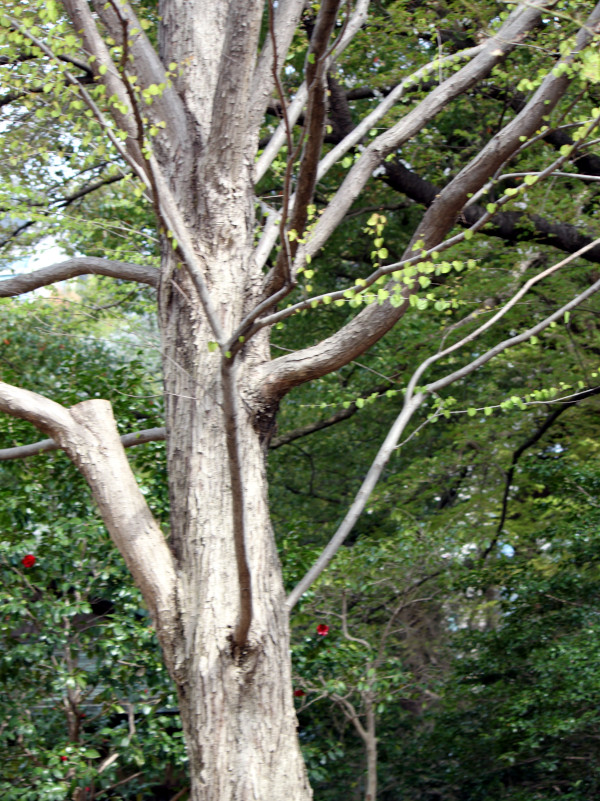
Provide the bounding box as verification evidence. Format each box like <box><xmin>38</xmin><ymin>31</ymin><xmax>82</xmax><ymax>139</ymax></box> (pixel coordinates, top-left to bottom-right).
<box><xmin>221</xmin><ymin>360</ymin><xmax>253</xmax><ymax>653</ymax></box>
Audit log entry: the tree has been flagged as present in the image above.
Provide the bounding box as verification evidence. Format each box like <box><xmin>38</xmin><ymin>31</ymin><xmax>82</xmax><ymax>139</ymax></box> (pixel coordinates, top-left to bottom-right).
<box><xmin>1</xmin><ymin>1</ymin><xmax>600</xmax><ymax>798</ymax></box>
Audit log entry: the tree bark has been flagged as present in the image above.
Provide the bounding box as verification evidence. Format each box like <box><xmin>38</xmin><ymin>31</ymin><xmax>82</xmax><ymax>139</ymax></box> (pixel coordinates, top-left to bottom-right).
<box><xmin>158</xmin><ymin>254</ymin><xmax>310</xmax><ymax>799</ymax></box>
<box><xmin>150</xmin><ymin>1</ymin><xmax>310</xmax><ymax>780</ymax></box>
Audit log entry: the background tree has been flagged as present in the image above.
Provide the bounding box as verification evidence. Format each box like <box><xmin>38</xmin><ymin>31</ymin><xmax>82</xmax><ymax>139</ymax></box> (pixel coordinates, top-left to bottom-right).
<box><xmin>1</xmin><ymin>1</ymin><xmax>600</xmax><ymax>799</ymax></box>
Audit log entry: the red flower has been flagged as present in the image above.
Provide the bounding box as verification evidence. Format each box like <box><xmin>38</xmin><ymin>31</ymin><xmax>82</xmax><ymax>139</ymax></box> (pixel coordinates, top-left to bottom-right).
<box><xmin>316</xmin><ymin>623</ymin><xmax>329</xmax><ymax>636</ymax></box>
<box><xmin>294</xmin><ymin>689</ymin><xmax>305</xmax><ymax>697</ymax></box>
<box><xmin>60</xmin><ymin>756</ymin><xmax>67</xmax><ymax>762</ymax></box>
<box><xmin>21</xmin><ymin>554</ymin><xmax>36</xmax><ymax>568</ymax></box>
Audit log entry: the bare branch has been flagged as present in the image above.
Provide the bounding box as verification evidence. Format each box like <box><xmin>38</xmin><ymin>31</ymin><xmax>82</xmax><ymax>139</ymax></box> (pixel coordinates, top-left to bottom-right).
<box><xmin>252</xmin><ymin>43</ymin><xmax>484</xmax><ymax>273</ymax></box>
<box><xmin>252</xmin><ymin>0</ymin><xmax>313</xmax><ymax>126</ymax></box>
<box><xmin>384</xmin><ymin>159</ymin><xmax>600</xmax><ymax>264</ymax></box>
<box><xmin>1</xmin><ymin>396</ymin><xmax>372</xmax><ymax>461</ymax></box>
<box><xmin>253</xmin><ymin>0</ymin><xmax>369</xmax><ymax>182</ymax></box>
<box><xmin>254</xmin><ymin>85</ymin><xmax>309</xmax><ymax>184</ymax></box>
<box><xmin>0</xmin><ymin>257</ymin><xmax>158</xmax><ymax>297</ymax></box>
<box><xmin>268</xmin><ymin>0</ymin><xmax>343</xmax><ymax>296</ymax></box>
<box><xmin>270</xmin><ymin>406</ymin><xmax>357</xmax><ymax>450</ymax></box>
<box><xmin>297</xmin><ymin>0</ymin><xmax>551</xmax><ymax>261</ymax></box>
<box><xmin>287</xmin><ymin>250</ymin><xmax>600</xmax><ymax>609</ymax></box>
<box><xmin>0</xmin><ymin>381</ymin><xmax>179</xmax><ymax>670</ymax></box>
<box><xmin>286</xmin><ymin>392</ymin><xmax>425</xmax><ymax>610</ymax></box>
<box><xmin>425</xmin><ymin>277</ymin><xmax>600</xmax><ymax>398</ymax></box>
<box><xmin>270</xmin><ymin>380</ymin><xmax>395</xmax><ymax>449</ymax></box>
<box><xmin>0</xmin><ymin>426</ymin><xmax>166</xmax><ymax>461</ymax></box>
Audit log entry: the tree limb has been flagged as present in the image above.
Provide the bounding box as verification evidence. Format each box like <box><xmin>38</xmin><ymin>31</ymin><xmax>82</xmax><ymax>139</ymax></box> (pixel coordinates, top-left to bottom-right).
<box><xmin>384</xmin><ymin>158</ymin><xmax>600</xmax><ymax>264</ymax></box>
<box><xmin>255</xmin><ymin>3</ymin><xmax>600</xmax><ymax>402</ymax></box>
<box><xmin>251</xmin><ymin>0</ymin><xmax>307</xmax><ymax>126</ymax></box>
<box><xmin>0</xmin><ymin>426</ymin><xmax>166</xmax><ymax>461</ymax></box>
<box><xmin>0</xmin><ymin>257</ymin><xmax>158</xmax><ymax>297</ymax></box>
<box><xmin>268</xmin><ymin>0</ymin><xmax>343</xmax><ymax>295</ymax></box>
<box><xmin>287</xmin><ymin>252</ymin><xmax>600</xmax><ymax>609</ymax></box>
<box><xmin>253</xmin><ymin>0</ymin><xmax>369</xmax><ymax>182</ymax></box>
<box><xmin>0</xmin><ymin>381</ymin><xmax>179</xmax><ymax>670</ymax></box>
<box><xmin>270</xmin><ymin>380</ymin><xmax>396</xmax><ymax>449</ymax></box>
<box><xmin>287</xmin><ymin>391</ymin><xmax>425</xmax><ymax>609</ymax></box>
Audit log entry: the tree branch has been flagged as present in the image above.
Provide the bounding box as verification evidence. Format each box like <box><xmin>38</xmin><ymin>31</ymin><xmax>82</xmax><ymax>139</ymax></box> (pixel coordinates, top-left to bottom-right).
<box><xmin>287</xmin><ymin>250</ymin><xmax>600</xmax><ymax>609</ymax></box>
<box><xmin>0</xmin><ymin>391</ymin><xmax>377</xmax><ymax>460</ymax></box>
<box><xmin>253</xmin><ymin>0</ymin><xmax>369</xmax><ymax>182</ymax></box>
<box><xmin>384</xmin><ymin>159</ymin><xmax>600</xmax><ymax>264</ymax></box>
<box><xmin>270</xmin><ymin>380</ymin><xmax>395</xmax><ymax>449</ymax></box>
<box><xmin>268</xmin><ymin>0</ymin><xmax>343</xmax><ymax>296</ymax></box>
<box><xmin>0</xmin><ymin>381</ymin><xmax>179</xmax><ymax>671</ymax></box>
<box><xmin>255</xmin><ymin>3</ymin><xmax>600</xmax><ymax>402</ymax></box>
<box><xmin>0</xmin><ymin>426</ymin><xmax>166</xmax><ymax>461</ymax></box>
<box><xmin>286</xmin><ymin>392</ymin><xmax>425</xmax><ymax>610</ymax></box>
<box><xmin>0</xmin><ymin>257</ymin><xmax>158</xmax><ymax>297</ymax></box>
<box><xmin>296</xmin><ymin>0</ymin><xmax>550</xmax><ymax>262</ymax></box>
<box><xmin>252</xmin><ymin>0</ymin><xmax>307</xmax><ymax>126</ymax></box>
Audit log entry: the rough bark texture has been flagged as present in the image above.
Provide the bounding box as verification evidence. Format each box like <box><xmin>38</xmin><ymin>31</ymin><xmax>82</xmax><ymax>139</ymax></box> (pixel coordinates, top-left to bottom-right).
<box><xmin>151</xmin><ymin>3</ymin><xmax>311</xmax><ymax>797</ymax></box>
<box><xmin>158</xmin><ymin>254</ymin><xmax>310</xmax><ymax>800</ymax></box>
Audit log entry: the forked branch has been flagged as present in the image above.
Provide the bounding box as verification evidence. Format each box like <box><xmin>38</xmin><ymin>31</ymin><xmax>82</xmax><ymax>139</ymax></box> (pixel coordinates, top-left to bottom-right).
<box><xmin>0</xmin><ymin>381</ymin><xmax>179</xmax><ymax>670</ymax></box>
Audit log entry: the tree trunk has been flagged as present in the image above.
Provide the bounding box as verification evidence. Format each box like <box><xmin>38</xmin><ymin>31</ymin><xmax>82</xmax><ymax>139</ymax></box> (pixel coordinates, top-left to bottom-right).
<box><xmin>156</xmin><ymin>195</ymin><xmax>310</xmax><ymax>797</ymax></box>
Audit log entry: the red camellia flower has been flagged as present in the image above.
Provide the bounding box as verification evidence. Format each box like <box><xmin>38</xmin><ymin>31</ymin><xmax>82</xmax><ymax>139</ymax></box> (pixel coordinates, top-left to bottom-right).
<box><xmin>60</xmin><ymin>756</ymin><xmax>67</xmax><ymax>762</ymax></box>
<box><xmin>21</xmin><ymin>554</ymin><xmax>36</xmax><ymax>568</ymax></box>
<box><xmin>293</xmin><ymin>689</ymin><xmax>305</xmax><ymax>697</ymax></box>
<box><xmin>316</xmin><ymin>623</ymin><xmax>329</xmax><ymax>636</ymax></box>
